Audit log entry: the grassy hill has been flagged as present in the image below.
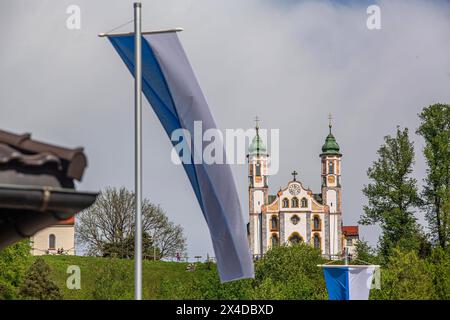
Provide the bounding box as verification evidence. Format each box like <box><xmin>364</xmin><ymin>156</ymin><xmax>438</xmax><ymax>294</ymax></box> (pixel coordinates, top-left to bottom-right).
<box><xmin>39</xmin><ymin>255</ymin><xmax>202</xmax><ymax>300</ymax></box>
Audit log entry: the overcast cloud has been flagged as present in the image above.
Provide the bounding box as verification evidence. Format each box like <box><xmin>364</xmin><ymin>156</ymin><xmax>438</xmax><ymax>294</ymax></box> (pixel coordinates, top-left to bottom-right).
<box><xmin>1</xmin><ymin>0</ymin><xmax>449</xmax><ymax>259</ymax></box>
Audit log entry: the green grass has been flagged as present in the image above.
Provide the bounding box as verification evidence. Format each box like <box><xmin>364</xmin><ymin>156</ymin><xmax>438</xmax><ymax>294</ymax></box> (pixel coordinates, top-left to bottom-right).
<box><xmin>36</xmin><ymin>255</ymin><xmax>200</xmax><ymax>300</ymax></box>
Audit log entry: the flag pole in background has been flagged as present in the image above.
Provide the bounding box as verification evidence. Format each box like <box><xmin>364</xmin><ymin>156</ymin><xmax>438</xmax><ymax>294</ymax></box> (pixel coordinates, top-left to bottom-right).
<box><xmin>133</xmin><ymin>1</ymin><xmax>143</xmax><ymax>301</ymax></box>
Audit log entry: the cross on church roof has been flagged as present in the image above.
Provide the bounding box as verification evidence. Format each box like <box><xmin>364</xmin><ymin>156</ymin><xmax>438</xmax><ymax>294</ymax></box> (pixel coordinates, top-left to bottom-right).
<box><xmin>291</xmin><ymin>170</ymin><xmax>298</xmax><ymax>181</ymax></box>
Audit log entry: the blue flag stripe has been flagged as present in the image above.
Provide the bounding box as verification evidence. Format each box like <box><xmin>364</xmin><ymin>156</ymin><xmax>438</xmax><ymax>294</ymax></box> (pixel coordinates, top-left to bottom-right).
<box><xmin>323</xmin><ymin>266</ymin><xmax>349</xmax><ymax>300</ymax></box>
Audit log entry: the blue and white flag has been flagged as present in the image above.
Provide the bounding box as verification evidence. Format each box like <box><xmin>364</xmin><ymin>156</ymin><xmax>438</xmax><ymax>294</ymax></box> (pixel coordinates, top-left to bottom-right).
<box><xmin>321</xmin><ymin>265</ymin><xmax>377</xmax><ymax>300</ymax></box>
<box><xmin>107</xmin><ymin>32</ymin><xmax>254</xmax><ymax>282</ymax></box>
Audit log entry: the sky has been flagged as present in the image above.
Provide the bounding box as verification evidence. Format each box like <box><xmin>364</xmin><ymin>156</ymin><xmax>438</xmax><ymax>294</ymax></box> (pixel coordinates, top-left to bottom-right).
<box><xmin>1</xmin><ymin>0</ymin><xmax>449</xmax><ymax>259</ymax></box>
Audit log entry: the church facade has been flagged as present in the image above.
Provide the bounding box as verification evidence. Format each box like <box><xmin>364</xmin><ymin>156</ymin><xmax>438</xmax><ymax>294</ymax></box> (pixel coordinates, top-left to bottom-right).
<box><xmin>247</xmin><ymin>120</ymin><xmax>358</xmax><ymax>259</ymax></box>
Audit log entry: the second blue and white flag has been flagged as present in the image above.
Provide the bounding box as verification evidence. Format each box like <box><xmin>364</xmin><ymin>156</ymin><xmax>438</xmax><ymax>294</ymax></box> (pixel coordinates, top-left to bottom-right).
<box><xmin>107</xmin><ymin>31</ymin><xmax>254</xmax><ymax>282</ymax></box>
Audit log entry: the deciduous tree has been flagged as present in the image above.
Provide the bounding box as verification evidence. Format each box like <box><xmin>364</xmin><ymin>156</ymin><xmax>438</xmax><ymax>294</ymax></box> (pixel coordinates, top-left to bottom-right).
<box><xmin>77</xmin><ymin>187</ymin><xmax>186</xmax><ymax>259</ymax></box>
<box><xmin>417</xmin><ymin>103</ymin><xmax>450</xmax><ymax>249</ymax></box>
<box><xmin>359</xmin><ymin>127</ymin><xmax>423</xmax><ymax>256</ymax></box>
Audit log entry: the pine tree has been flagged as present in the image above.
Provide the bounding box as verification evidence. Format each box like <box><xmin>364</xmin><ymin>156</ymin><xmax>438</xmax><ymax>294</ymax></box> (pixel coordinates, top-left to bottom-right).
<box><xmin>19</xmin><ymin>258</ymin><xmax>62</xmax><ymax>300</ymax></box>
<box><xmin>417</xmin><ymin>103</ymin><xmax>450</xmax><ymax>249</ymax></box>
<box><xmin>359</xmin><ymin>127</ymin><xmax>423</xmax><ymax>256</ymax></box>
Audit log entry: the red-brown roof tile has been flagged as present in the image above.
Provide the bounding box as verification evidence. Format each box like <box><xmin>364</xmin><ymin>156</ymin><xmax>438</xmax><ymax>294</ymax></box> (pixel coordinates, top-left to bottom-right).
<box><xmin>0</xmin><ymin>129</ymin><xmax>87</xmax><ymax>181</ymax></box>
<box><xmin>342</xmin><ymin>226</ymin><xmax>359</xmax><ymax>237</ymax></box>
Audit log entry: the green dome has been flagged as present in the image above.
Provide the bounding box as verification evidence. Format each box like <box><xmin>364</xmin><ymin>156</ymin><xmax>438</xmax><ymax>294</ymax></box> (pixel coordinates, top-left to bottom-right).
<box><xmin>322</xmin><ymin>133</ymin><xmax>340</xmax><ymax>153</ymax></box>
<box><xmin>249</xmin><ymin>130</ymin><xmax>267</xmax><ymax>155</ymax></box>
<box><xmin>321</xmin><ymin>129</ymin><xmax>341</xmax><ymax>156</ymax></box>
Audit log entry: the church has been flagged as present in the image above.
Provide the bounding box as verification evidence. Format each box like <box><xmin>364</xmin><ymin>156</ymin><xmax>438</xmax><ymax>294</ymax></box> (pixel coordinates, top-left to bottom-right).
<box><xmin>247</xmin><ymin>119</ymin><xmax>359</xmax><ymax>259</ymax></box>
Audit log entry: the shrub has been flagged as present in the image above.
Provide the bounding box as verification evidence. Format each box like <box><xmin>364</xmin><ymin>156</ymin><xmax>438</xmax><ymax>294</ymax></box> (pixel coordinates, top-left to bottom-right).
<box><xmin>19</xmin><ymin>258</ymin><xmax>62</xmax><ymax>300</ymax></box>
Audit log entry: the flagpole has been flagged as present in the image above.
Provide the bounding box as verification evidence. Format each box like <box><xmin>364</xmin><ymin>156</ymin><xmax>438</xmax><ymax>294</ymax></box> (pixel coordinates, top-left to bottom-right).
<box><xmin>134</xmin><ymin>1</ymin><xmax>143</xmax><ymax>301</ymax></box>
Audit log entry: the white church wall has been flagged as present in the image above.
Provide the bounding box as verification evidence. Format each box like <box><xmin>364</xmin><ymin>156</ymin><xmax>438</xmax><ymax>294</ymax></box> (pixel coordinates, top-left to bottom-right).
<box><xmin>326</xmin><ymin>189</ymin><xmax>337</xmax><ymax>213</ymax></box>
<box><xmin>253</xmin><ymin>190</ymin><xmax>264</xmax><ymax>213</ymax></box>
<box><xmin>283</xmin><ymin>212</ymin><xmax>307</xmax><ymax>244</ymax></box>
<box><xmin>253</xmin><ymin>215</ymin><xmax>261</xmax><ymax>255</ymax></box>
<box><xmin>329</xmin><ymin>214</ymin><xmax>339</xmax><ymax>256</ymax></box>
<box><xmin>31</xmin><ymin>225</ymin><xmax>75</xmax><ymax>256</ymax></box>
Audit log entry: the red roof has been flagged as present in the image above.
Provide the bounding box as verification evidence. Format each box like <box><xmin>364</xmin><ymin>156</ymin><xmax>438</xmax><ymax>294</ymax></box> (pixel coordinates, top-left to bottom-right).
<box><xmin>58</xmin><ymin>216</ymin><xmax>75</xmax><ymax>225</ymax></box>
<box><xmin>342</xmin><ymin>226</ymin><xmax>359</xmax><ymax>237</ymax></box>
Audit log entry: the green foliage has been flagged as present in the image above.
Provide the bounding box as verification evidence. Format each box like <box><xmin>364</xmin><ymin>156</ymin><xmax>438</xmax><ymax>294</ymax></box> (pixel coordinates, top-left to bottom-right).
<box><xmin>91</xmin><ymin>258</ymin><xmax>133</xmax><ymax>300</ymax></box>
<box><xmin>19</xmin><ymin>257</ymin><xmax>62</xmax><ymax>300</ymax></box>
<box><xmin>0</xmin><ymin>240</ymin><xmax>31</xmax><ymax>300</ymax></box>
<box><xmin>371</xmin><ymin>248</ymin><xmax>435</xmax><ymax>300</ymax></box>
<box><xmin>2</xmin><ymin>248</ymin><xmax>447</xmax><ymax>300</ymax></box>
<box><xmin>427</xmin><ymin>247</ymin><xmax>450</xmax><ymax>300</ymax></box>
<box><xmin>102</xmin><ymin>233</ymin><xmax>161</xmax><ymax>260</ymax></box>
<box><xmin>360</xmin><ymin>127</ymin><xmax>423</xmax><ymax>256</ymax></box>
<box><xmin>253</xmin><ymin>244</ymin><xmax>327</xmax><ymax>300</ymax></box>
<box><xmin>354</xmin><ymin>240</ymin><xmax>381</xmax><ymax>265</ymax></box>
<box><xmin>417</xmin><ymin>103</ymin><xmax>450</xmax><ymax>249</ymax></box>
<box><xmin>160</xmin><ymin>244</ymin><xmax>327</xmax><ymax>300</ymax></box>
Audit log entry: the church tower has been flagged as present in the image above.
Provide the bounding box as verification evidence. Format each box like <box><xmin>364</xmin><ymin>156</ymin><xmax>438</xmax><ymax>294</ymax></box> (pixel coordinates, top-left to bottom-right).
<box><xmin>247</xmin><ymin>118</ymin><xmax>269</xmax><ymax>257</ymax></box>
<box><xmin>320</xmin><ymin>116</ymin><xmax>343</xmax><ymax>258</ymax></box>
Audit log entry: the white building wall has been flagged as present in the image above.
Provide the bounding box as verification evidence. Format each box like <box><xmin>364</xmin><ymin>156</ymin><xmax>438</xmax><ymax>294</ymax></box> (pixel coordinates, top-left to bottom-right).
<box><xmin>329</xmin><ymin>214</ymin><xmax>339</xmax><ymax>256</ymax></box>
<box><xmin>31</xmin><ymin>225</ymin><xmax>75</xmax><ymax>256</ymax></box>
<box><xmin>253</xmin><ymin>215</ymin><xmax>261</xmax><ymax>255</ymax></box>
<box><xmin>326</xmin><ymin>189</ymin><xmax>337</xmax><ymax>213</ymax></box>
<box><xmin>253</xmin><ymin>190</ymin><xmax>264</xmax><ymax>213</ymax></box>
<box><xmin>283</xmin><ymin>212</ymin><xmax>307</xmax><ymax>244</ymax></box>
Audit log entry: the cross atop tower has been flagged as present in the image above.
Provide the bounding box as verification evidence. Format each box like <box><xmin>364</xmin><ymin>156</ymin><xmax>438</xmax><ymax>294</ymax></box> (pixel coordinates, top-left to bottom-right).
<box><xmin>291</xmin><ymin>170</ymin><xmax>298</xmax><ymax>181</ymax></box>
<box><xmin>254</xmin><ymin>116</ymin><xmax>261</xmax><ymax>130</ymax></box>
<box><xmin>328</xmin><ymin>113</ymin><xmax>333</xmax><ymax>134</ymax></box>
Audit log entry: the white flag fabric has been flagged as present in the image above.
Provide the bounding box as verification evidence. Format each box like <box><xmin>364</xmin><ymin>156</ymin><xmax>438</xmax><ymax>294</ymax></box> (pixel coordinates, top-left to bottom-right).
<box><xmin>107</xmin><ymin>32</ymin><xmax>254</xmax><ymax>282</ymax></box>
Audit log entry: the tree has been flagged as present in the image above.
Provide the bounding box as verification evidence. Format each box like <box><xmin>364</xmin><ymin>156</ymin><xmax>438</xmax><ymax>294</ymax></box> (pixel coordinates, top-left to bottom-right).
<box><xmin>370</xmin><ymin>248</ymin><xmax>435</xmax><ymax>300</ymax></box>
<box><xmin>19</xmin><ymin>258</ymin><xmax>62</xmax><ymax>300</ymax></box>
<box><xmin>102</xmin><ymin>233</ymin><xmax>161</xmax><ymax>260</ymax></box>
<box><xmin>427</xmin><ymin>246</ymin><xmax>450</xmax><ymax>300</ymax></box>
<box><xmin>160</xmin><ymin>244</ymin><xmax>327</xmax><ymax>300</ymax></box>
<box><xmin>77</xmin><ymin>187</ymin><xmax>186</xmax><ymax>259</ymax></box>
<box><xmin>359</xmin><ymin>127</ymin><xmax>423</xmax><ymax>256</ymax></box>
<box><xmin>252</xmin><ymin>244</ymin><xmax>327</xmax><ymax>300</ymax></box>
<box><xmin>354</xmin><ymin>240</ymin><xmax>379</xmax><ymax>265</ymax></box>
<box><xmin>416</xmin><ymin>103</ymin><xmax>450</xmax><ymax>249</ymax></box>
<box><xmin>0</xmin><ymin>240</ymin><xmax>31</xmax><ymax>300</ymax></box>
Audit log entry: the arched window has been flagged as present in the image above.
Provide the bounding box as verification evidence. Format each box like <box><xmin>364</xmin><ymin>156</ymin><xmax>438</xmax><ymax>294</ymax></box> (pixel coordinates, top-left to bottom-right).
<box><xmin>288</xmin><ymin>232</ymin><xmax>303</xmax><ymax>244</ymax></box>
<box><xmin>255</xmin><ymin>162</ymin><xmax>261</xmax><ymax>176</ymax></box>
<box><xmin>271</xmin><ymin>216</ymin><xmax>278</xmax><ymax>230</ymax></box>
<box><xmin>282</xmin><ymin>198</ymin><xmax>289</xmax><ymax>208</ymax></box>
<box><xmin>291</xmin><ymin>197</ymin><xmax>299</xmax><ymax>208</ymax></box>
<box><xmin>313</xmin><ymin>216</ymin><xmax>321</xmax><ymax>230</ymax></box>
<box><xmin>301</xmin><ymin>197</ymin><xmax>308</xmax><ymax>208</ymax></box>
<box><xmin>291</xmin><ymin>215</ymin><xmax>300</xmax><ymax>225</ymax></box>
<box><xmin>328</xmin><ymin>161</ymin><xmax>334</xmax><ymax>174</ymax></box>
<box><xmin>313</xmin><ymin>234</ymin><xmax>321</xmax><ymax>249</ymax></box>
<box><xmin>49</xmin><ymin>234</ymin><xmax>56</xmax><ymax>249</ymax></box>
<box><xmin>271</xmin><ymin>234</ymin><xmax>279</xmax><ymax>247</ymax></box>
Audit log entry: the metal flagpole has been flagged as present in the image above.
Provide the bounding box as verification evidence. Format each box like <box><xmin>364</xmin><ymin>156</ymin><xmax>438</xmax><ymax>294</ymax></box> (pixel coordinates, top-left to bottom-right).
<box><xmin>134</xmin><ymin>1</ymin><xmax>143</xmax><ymax>301</ymax></box>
